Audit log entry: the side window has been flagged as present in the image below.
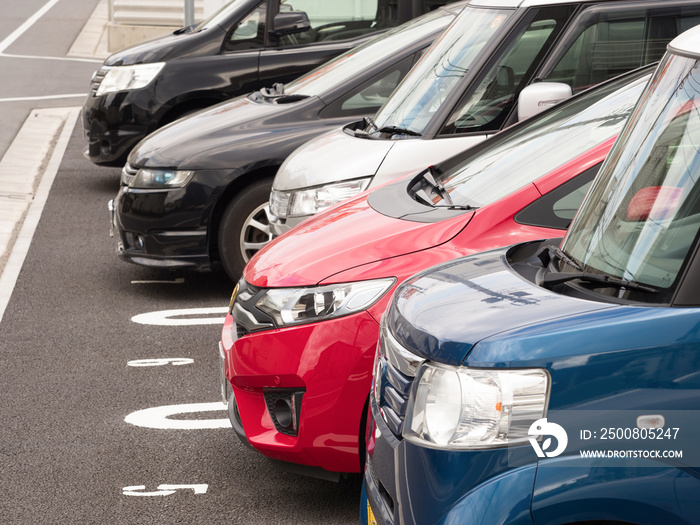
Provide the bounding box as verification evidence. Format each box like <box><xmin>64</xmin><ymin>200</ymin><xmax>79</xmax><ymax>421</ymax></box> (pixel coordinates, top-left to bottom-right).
<box><xmin>515</xmin><ymin>164</ymin><xmax>601</xmax><ymax>230</ymax></box>
<box><xmin>544</xmin><ymin>10</ymin><xmax>700</xmax><ymax>93</ymax></box>
<box><xmin>440</xmin><ymin>6</ymin><xmax>573</xmax><ymax>135</ymax></box>
<box><xmin>320</xmin><ymin>56</ymin><xmax>414</xmax><ymax>118</ymax></box>
<box><xmin>225</xmin><ymin>1</ymin><xmax>266</xmax><ymax>52</ymax></box>
<box><xmin>277</xmin><ymin>0</ymin><xmax>381</xmax><ymax>46</ymax></box>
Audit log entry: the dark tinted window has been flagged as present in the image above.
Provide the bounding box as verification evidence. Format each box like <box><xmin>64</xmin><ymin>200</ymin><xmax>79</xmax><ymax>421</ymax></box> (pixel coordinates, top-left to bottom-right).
<box><xmin>544</xmin><ymin>7</ymin><xmax>700</xmax><ymax>93</ymax></box>
<box><xmin>515</xmin><ymin>164</ymin><xmax>600</xmax><ymax>230</ymax></box>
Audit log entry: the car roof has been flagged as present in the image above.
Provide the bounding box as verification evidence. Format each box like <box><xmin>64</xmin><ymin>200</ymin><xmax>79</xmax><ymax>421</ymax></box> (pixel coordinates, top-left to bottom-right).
<box><xmin>469</xmin><ymin>0</ymin><xmax>623</xmax><ymax>7</ymax></box>
<box><xmin>668</xmin><ymin>24</ymin><xmax>700</xmax><ymax>59</ymax></box>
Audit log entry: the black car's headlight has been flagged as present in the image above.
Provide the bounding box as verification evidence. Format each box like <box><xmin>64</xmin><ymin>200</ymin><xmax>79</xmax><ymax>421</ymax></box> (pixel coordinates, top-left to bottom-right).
<box><xmin>128</xmin><ymin>168</ymin><xmax>195</xmax><ymax>189</ymax></box>
<box><xmin>255</xmin><ymin>278</ymin><xmax>395</xmax><ymax>327</ymax></box>
<box><xmin>95</xmin><ymin>62</ymin><xmax>165</xmax><ymax>96</ymax></box>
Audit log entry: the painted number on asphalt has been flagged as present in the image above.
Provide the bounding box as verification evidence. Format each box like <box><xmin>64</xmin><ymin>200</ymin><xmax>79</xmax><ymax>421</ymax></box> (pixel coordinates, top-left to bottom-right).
<box><xmin>122</xmin><ymin>484</ymin><xmax>208</xmax><ymax>497</ymax></box>
<box><xmin>127</xmin><ymin>358</ymin><xmax>194</xmax><ymax>367</ymax></box>
<box><xmin>125</xmin><ymin>402</ymin><xmax>231</xmax><ymax>430</ymax></box>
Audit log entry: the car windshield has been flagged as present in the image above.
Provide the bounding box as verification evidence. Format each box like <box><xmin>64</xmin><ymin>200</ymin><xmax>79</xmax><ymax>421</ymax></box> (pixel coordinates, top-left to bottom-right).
<box><xmin>370</xmin><ymin>5</ymin><xmax>514</xmax><ymax>135</ymax></box>
<box><xmin>436</xmin><ymin>69</ymin><xmax>650</xmax><ymax>209</ymax></box>
<box><xmin>562</xmin><ymin>54</ymin><xmax>700</xmax><ymax>297</ymax></box>
<box><xmin>284</xmin><ymin>9</ymin><xmax>453</xmax><ymax>98</ymax></box>
<box><xmin>196</xmin><ymin>0</ymin><xmax>249</xmax><ymax>31</ymax></box>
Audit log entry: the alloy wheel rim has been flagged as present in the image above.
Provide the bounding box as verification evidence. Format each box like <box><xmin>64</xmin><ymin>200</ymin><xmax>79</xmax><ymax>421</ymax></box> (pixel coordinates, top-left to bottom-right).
<box><xmin>239</xmin><ymin>203</ymin><xmax>273</xmax><ymax>262</ymax></box>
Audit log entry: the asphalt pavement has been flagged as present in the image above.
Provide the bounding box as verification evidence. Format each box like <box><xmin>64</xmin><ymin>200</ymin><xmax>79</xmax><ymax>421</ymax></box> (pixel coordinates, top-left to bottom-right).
<box><xmin>0</xmin><ymin>2</ymin><xmax>361</xmax><ymax>523</ymax></box>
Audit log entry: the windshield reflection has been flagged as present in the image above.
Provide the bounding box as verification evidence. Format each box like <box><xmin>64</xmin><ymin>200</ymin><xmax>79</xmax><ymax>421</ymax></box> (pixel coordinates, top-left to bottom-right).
<box><xmin>371</xmin><ymin>6</ymin><xmax>513</xmax><ymax>135</ymax></box>
<box><xmin>562</xmin><ymin>54</ymin><xmax>700</xmax><ymax>296</ymax></box>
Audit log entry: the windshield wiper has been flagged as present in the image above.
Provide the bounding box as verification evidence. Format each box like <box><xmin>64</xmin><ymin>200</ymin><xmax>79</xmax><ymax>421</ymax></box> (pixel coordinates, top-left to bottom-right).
<box><xmin>541</xmin><ymin>272</ymin><xmax>659</xmax><ymax>293</ymax></box>
<box><xmin>538</xmin><ymin>245</ymin><xmax>582</xmax><ymax>271</ymax></box>
<box><xmin>364</xmin><ymin>116</ymin><xmax>378</xmax><ymax>132</ymax></box>
<box><xmin>377</xmin><ymin>125</ymin><xmax>422</xmax><ymax>137</ymax></box>
<box><xmin>414</xmin><ymin>167</ymin><xmax>475</xmax><ymax>211</ymax></box>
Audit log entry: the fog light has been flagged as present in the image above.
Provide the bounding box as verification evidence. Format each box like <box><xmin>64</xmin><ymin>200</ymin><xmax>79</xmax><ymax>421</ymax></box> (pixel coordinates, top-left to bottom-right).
<box><xmin>100</xmin><ymin>140</ymin><xmax>110</xmax><ymax>156</ymax></box>
<box><xmin>274</xmin><ymin>398</ymin><xmax>293</xmax><ymax>428</ymax></box>
<box><xmin>135</xmin><ymin>234</ymin><xmax>144</xmax><ymax>250</ymax></box>
<box><xmin>264</xmin><ymin>389</ymin><xmax>304</xmax><ymax>436</ymax></box>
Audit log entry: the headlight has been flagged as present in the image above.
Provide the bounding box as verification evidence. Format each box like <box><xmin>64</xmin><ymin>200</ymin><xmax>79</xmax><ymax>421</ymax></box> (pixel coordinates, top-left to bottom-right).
<box><xmin>256</xmin><ymin>278</ymin><xmax>395</xmax><ymax>327</ymax></box>
<box><xmin>129</xmin><ymin>168</ymin><xmax>195</xmax><ymax>188</ymax></box>
<box><xmin>404</xmin><ymin>363</ymin><xmax>549</xmax><ymax>449</ymax></box>
<box><xmin>269</xmin><ymin>177</ymin><xmax>372</xmax><ymax>219</ymax></box>
<box><xmin>95</xmin><ymin>63</ymin><xmax>165</xmax><ymax>96</ymax></box>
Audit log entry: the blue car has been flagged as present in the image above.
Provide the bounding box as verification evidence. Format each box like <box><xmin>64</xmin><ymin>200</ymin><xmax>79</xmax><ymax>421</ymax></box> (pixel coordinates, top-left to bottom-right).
<box><xmin>363</xmin><ymin>25</ymin><xmax>700</xmax><ymax>525</ymax></box>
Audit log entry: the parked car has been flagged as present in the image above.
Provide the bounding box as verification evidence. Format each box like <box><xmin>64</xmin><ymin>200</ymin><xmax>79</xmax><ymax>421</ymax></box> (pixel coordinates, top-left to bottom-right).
<box><xmin>82</xmin><ymin>0</ymin><xmax>458</xmax><ymax>167</ymax></box>
<box><xmin>269</xmin><ymin>0</ymin><xmax>700</xmax><ymax>238</ymax></box>
<box><xmin>219</xmin><ymin>66</ymin><xmax>650</xmax><ymax>479</ymax></box>
<box><xmin>363</xmin><ymin>27</ymin><xmax>700</xmax><ymax>525</ymax></box>
<box><xmin>110</xmin><ymin>4</ymin><xmax>464</xmax><ymax>281</ymax></box>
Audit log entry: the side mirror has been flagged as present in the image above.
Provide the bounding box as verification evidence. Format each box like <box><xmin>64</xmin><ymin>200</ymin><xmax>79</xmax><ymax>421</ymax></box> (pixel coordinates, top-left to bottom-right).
<box><xmin>518</xmin><ymin>82</ymin><xmax>573</xmax><ymax>121</ymax></box>
<box><xmin>272</xmin><ymin>11</ymin><xmax>310</xmax><ymax>36</ymax></box>
<box><xmin>627</xmin><ymin>186</ymin><xmax>683</xmax><ymax>222</ymax></box>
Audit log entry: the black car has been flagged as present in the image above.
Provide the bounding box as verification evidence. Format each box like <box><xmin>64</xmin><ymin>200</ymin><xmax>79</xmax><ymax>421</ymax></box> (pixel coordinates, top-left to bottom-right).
<box><xmin>111</xmin><ymin>3</ymin><xmax>464</xmax><ymax>281</ymax></box>
<box><xmin>83</xmin><ymin>0</ymin><xmax>458</xmax><ymax>166</ymax></box>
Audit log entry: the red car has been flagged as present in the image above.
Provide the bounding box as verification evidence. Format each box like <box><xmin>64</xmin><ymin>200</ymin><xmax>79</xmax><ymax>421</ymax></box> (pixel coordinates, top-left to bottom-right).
<box><xmin>219</xmin><ymin>67</ymin><xmax>649</xmax><ymax>478</ymax></box>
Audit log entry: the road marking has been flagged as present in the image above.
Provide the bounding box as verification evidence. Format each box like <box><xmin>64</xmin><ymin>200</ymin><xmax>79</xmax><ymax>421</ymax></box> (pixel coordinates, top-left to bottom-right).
<box><xmin>125</xmin><ymin>402</ymin><xmax>231</xmax><ymax>430</ymax></box>
<box><xmin>0</xmin><ymin>94</ymin><xmax>86</xmax><ymax>103</ymax></box>
<box><xmin>0</xmin><ymin>0</ymin><xmax>63</xmax><ymax>54</ymax></box>
<box><xmin>123</xmin><ymin>484</ymin><xmax>209</xmax><ymax>497</ymax></box>
<box><xmin>131</xmin><ymin>307</ymin><xmax>228</xmax><ymax>326</ymax></box>
<box><xmin>0</xmin><ymin>107</ymin><xmax>80</xmax><ymax>324</ymax></box>
<box><xmin>127</xmin><ymin>358</ymin><xmax>194</xmax><ymax>367</ymax></box>
<box><xmin>131</xmin><ymin>278</ymin><xmax>186</xmax><ymax>284</ymax></box>
<box><xmin>0</xmin><ymin>52</ymin><xmax>102</xmax><ymax>64</ymax></box>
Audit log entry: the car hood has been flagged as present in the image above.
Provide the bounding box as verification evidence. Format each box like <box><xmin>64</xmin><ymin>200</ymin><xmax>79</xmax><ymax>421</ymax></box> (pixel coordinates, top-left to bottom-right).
<box><xmin>272</xmin><ymin>126</ymin><xmax>395</xmax><ymax>191</ymax></box>
<box><xmin>244</xmin><ymin>193</ymin><xmax>471</xmax><ymax>288</ymax></box>
<box><xmin>105</xmin><ymin>25</ymin><xmax>225</xmax><ymax>66</ymax></box>
<box><xmin>386</xmin><ymin>246</ymin><xmax>615</xmax><ymax>366</ymax></box>
<box><xmin>128</xmin><ymin>95</ymin><xmax>321</xmax><ymax>169</ymax></box>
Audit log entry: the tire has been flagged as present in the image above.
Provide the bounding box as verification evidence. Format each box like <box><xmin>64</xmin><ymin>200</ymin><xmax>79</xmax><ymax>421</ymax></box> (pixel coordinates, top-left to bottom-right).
<box><xmin>218</xmin><ymin>178</ymin><xmax>274</xmax><ymax>281</ymax></box>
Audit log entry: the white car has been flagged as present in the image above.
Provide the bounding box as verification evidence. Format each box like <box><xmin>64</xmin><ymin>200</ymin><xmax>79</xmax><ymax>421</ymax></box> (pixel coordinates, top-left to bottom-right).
<box><xmin>269</xmin><ymin>0</ymin><xmax>700</xmax><ymax>235</ymax></box>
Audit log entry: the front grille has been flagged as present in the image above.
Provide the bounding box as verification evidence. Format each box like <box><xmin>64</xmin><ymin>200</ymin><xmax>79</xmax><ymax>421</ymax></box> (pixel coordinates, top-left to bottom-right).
<box><xmin>374</xmin><ymin>325</ymin><xmax>423</xmax><ymax>438</ymax></box>
<box><xmin>90</xmin><ymin>66</ymin><xmax>110</xmax><ymax>96</ymax></box>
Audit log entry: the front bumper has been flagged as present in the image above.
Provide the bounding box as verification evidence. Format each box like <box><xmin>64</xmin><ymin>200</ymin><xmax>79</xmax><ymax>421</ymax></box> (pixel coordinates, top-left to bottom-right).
<box><xmin>112</xmin><ymin>170</ymin><xmax>234</xmax><ymax>271</ymax></box>
<box><xmin>363</xmin><ymin>397</ymin><xmax>537</xmax><ymax>525</ymax></box>
<box><xmin>220</xmin><ymin>309</ymin><xmax>381</xmax><ymax>474</ymax></box>
<box><xmin>82</xmin><ymin>89</ymin><xmax>158</xmax><ymax>167</ymax></box>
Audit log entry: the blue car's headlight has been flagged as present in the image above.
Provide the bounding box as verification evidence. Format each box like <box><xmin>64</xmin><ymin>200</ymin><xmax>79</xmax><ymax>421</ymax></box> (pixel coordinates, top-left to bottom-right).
<box><xmin>404</xmin><ymin>363</ymin><xmax>550</xmax><ymax>449</ymax></box>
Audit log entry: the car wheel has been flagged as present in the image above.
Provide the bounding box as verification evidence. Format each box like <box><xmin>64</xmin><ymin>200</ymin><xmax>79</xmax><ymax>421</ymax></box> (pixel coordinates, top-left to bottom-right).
<box><xmin>218</xmin><ymin>179</ymin><xmax>274</xmax><ymax>281</ymax></box>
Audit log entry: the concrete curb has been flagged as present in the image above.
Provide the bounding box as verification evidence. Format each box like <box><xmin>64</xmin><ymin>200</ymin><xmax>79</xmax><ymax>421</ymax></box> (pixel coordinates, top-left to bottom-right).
<box><xmin>68</xmin><ymin>0</ymin><xmax>110</xmax><ymax>59</ymax></box>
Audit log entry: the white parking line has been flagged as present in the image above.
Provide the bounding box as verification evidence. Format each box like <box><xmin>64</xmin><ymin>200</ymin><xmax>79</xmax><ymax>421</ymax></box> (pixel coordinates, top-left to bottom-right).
<box><xmin>0</xmin><ymin>52</ymin><xmax>102</xmax><ymax>64</ymax></box>
<box><xmin>0</xmin><ymin>107</ymin><xmax>80</xmax><ymax>324</ymax></box>
<box><xmin>0</xmin><ymin>0</ymin><xmax>63</xmax><ymax>54</ymax></box>
<box><xmin>0</xmin><ymin>94</ymin><xmax>86</xmax><ymax>103</ymax></box>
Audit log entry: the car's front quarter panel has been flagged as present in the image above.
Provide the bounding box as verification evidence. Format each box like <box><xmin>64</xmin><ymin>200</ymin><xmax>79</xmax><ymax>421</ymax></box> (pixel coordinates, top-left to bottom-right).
<box><xmin>532</xmin><ymin>457</ymin><xmax>700</xmax><ymax>525</ymax></box>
